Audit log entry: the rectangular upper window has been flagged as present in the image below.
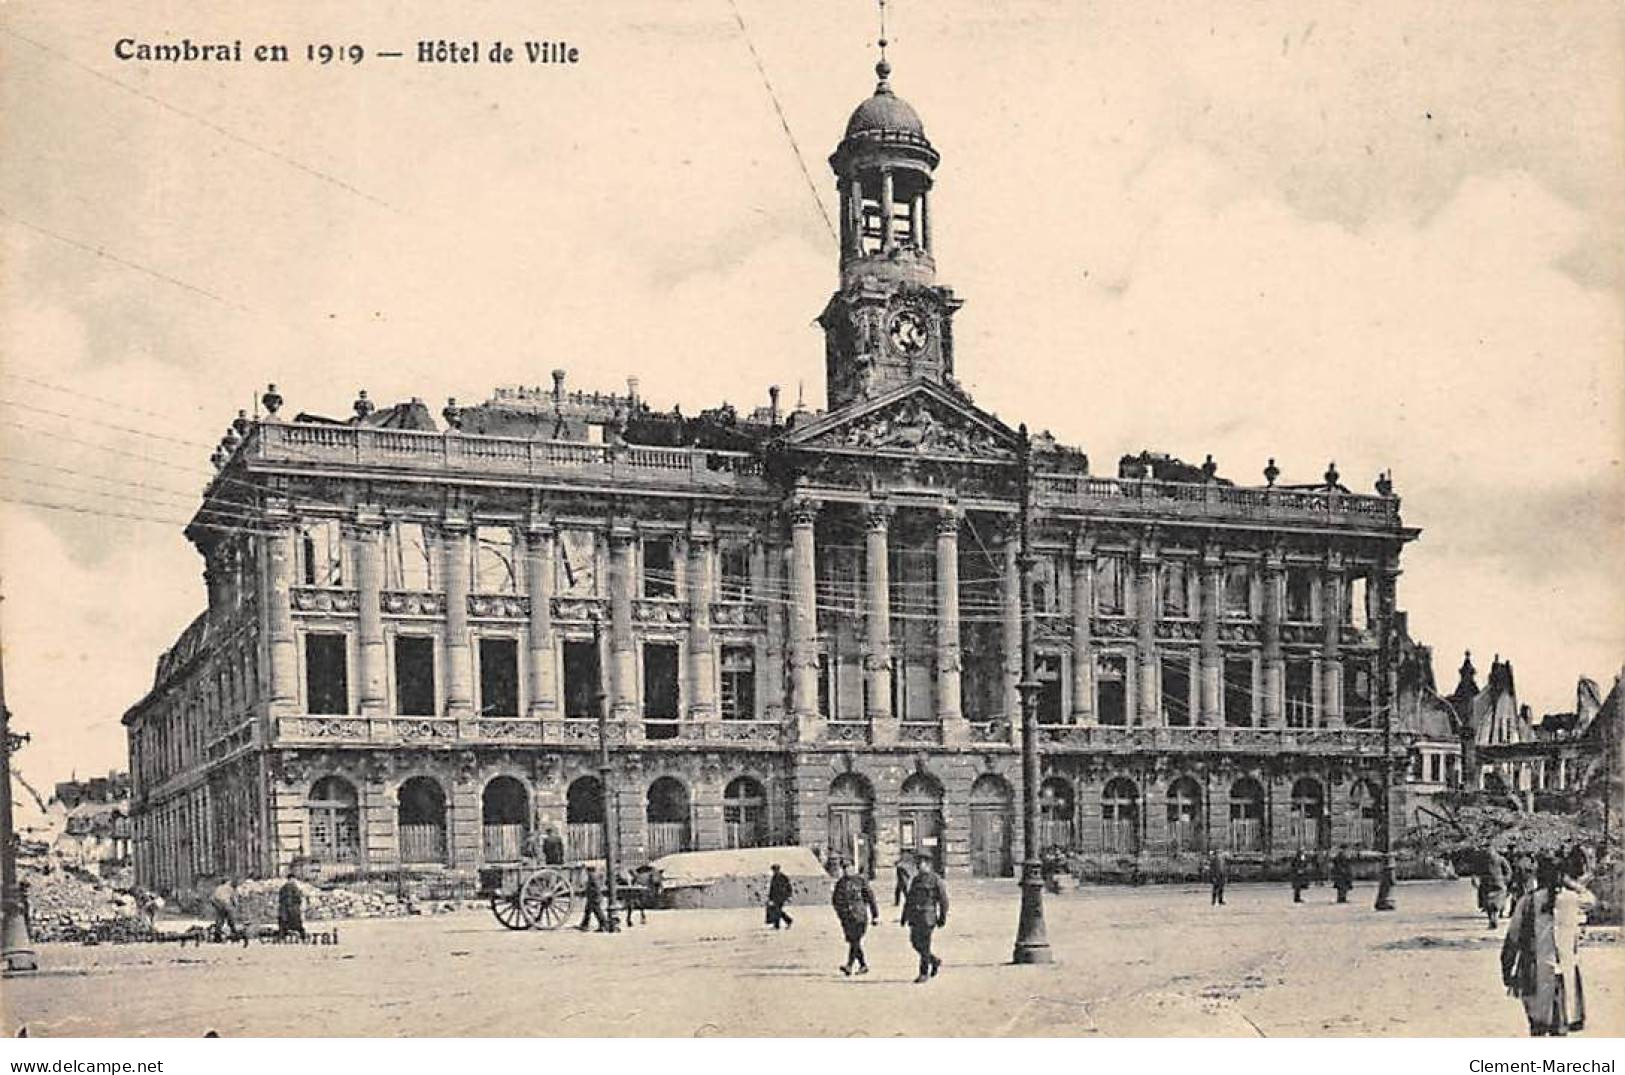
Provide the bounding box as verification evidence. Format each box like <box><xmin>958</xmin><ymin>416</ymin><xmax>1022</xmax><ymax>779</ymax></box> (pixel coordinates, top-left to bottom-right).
<box><xmin>555</xmin><ymin>530</ymin><xmax>599</xmax><ymax>597</ymax></box>
<box><xmin>720</xmin><ymin>645</ymin><xmax>756</xmax><ymax>720</ymax></box>
<box><xmin>395</xmin><ymin>636</ymin><xmax>436</xmax><ymax>716</ymax></box>
<box><xmin>719</xmin><ymin>539</ymin><xmax>752</xmax><ymax>601</ymax></box>
<box><xmin>474</xmin><ymin>526</ymin><xmax>518</xmax><ymax>593</ymax></box>
<box><xmin>562</xmin><ymin>639</ymin><xmax>599</xmax><ymax>718</ymax></box>
<box><xmin>1224</xmin><ymin>565</ymin><xmax>1251</xmax><ymax>618</ymax></box>
<box><xmin>305</xmin><ymin>633</ymin><xmax>349</xmax><ymax>715</ymax></box>
<box><xmin>643</xmin><ymin>537</ymin><xmax>676</xmax><ymax>599</ymax></box>
<box><xmin>1096</xmin><ymin>653</ymin><xmax>1128</xmax><ymax>726</ymax></box>
<box><xmin>1095</xmin><ymin>558</ymin><xmax>1126</xmax><ymax>615</ymax></box>
<box><xmin>1285</xmin><ymin>568</ymin><xmax>1314</xmax><ymax>622</ymax></box>
<box><xmin>478</xmin><ymin>637</ymin><xmax>519</xmax><ymax>717</ymax></box>
<box><xmin>1162</xmin><ymin>562</ymin><xmax>1189</xmax><ymax>618</ymax></box>
<box><xmin>300</xmin><ymin>521</ymin><xmax>344</xmax><ymax>588</ymax></box>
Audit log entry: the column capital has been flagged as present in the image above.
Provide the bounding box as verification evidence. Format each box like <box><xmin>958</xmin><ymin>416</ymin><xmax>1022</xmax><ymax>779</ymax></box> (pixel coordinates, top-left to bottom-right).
<box><xmin>439</xmin><ymin>510</ymin><xmax>471</xmax><ymax>534</ymax></box>
<box><xmin>524</xmin><ymin>516</ymin><xmax>556</xmax><ymax>542</ymax></box>
<box><xmin>788</xmin><ymin>498</ymin><xmax>821</xmax><ymax>528</ymax></box>
<box><xmin>687</xmin><ymin>520</ymin><xmax>716</xmax><ymax>546</ymax></box>
<box><xmin>935</xmin><ymin>504</ymin><xmax>963</xmax><ymax>535</ymax></box>
<box><xmin>864</xmin><ymin>500</ymin><xmax>893</xmax><ymax>532</ymax></box>
<box><xmin>1071</xmin><ymin>526</ymin><xmax>1095</xmax><ymax>560</ymax></box>
<box><xmin>609</xmin><ymin>519</ymin><xmax>637</xmax><ymax>544</ymax></box>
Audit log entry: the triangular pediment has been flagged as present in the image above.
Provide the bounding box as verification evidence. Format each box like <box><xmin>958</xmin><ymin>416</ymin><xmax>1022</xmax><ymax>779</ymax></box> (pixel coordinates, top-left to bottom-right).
<box><xmin>785</xmin><ymin>379</ymin><xmax>1019</xmax><ymax>459</ymax></box>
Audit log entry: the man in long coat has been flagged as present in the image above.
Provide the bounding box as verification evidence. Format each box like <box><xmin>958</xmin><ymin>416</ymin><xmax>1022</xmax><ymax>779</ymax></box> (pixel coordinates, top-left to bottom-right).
<box><xmin>1501</xmin><ymin>857</ymin><xmax>1596</xmax><ymax>1035</ymax></box>
<box><xmin>1208</xmin><ymin>850</ymin><xmax>1228</xmax><ymax>906</ymax></box>
<box><xmin>831</xmin><ymin>860</ymin><xmax>880</xmax><ymax>976</ymax></box>
<box><xmin>1330</xmin><ymin>846</ymin><xmax>1354</xmax><ymax>904</ymax></box>
<box><xmin>1480</xmin><ymin>846</ymin><xmax>1511</xmax><ymax>928</ymax></box>
<box><xmin>1290</xmin><ymin>850</ymin><xmax>1311</xmax><ymax>903</ymax></box>
<box><xmin>900</xmin><ymin>859</ymin><xmax>949</xmax><ymax>983</ymax></box>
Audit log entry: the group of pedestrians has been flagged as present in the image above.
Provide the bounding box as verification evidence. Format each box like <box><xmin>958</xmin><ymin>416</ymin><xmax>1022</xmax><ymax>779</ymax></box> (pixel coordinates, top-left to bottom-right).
<box><xmin>1204</xmin><ymin>846</ymin><xmax>1358</xmax><ymax>906</ymax></box>
<box><xmin>767</xmin><ymin>852</ymin><xmax>949</xmax><ymax>983</ymax></box>
<box><xmin>1497</xmin><ymin>849</ymin><xmax>1597</xmax><ymax>1037</ymax></box>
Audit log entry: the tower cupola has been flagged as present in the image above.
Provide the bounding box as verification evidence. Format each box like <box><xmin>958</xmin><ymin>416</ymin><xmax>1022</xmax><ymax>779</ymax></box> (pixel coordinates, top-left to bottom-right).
<box><xmin>818</xmin><ymin>47</ymin><xmax>962</xmax><ymax>410</ymax></box>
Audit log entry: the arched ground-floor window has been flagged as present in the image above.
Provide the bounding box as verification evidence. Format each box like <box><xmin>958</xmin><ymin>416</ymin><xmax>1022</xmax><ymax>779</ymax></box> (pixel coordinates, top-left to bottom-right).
<box><xmin>646</xmin><ymin>776</ymin><xmax>692</xmax><ymax>858</ymax></box>
<box><xmin>723</xmin><ymin>776</ymin><xmax>768</xmax><ymax>849</ymax></box>
<box><xmin>566</xmin><ymin>776</ymin><xmax>605</xmax><ymax>861</ymax></box>
<box><xmin>482</xmin><ymin>775</ymin><xmax>529</xmax><ymax>861</ymax></box>
<box><xmin>1228</xmin><ymin>778</ymin><xmax>1265</xmax><ymax>853</ymax></box>
<box><xmin>1166</xmin><ymin>777</ymin><xmax>1203</xmax><ymax>853</ymax></box>
<box><xmin>1038</xmin><ymin>777</ymin><xmax>1075</xmax><ymax>851</ymax></box>
<box><xmin>397</xmin><ymin>776</ymin><xmax>447</xmax><ymax>864</ymax></box>
<box><xmin>1102</xmin><ymin>778</ymin><xmax>1140</xmax><ymax>855</ymax></box>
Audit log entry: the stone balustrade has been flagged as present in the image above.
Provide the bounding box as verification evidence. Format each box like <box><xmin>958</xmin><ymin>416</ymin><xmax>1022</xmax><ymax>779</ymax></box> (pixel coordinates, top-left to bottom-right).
<box><xmin>1033</xmin><ymin>472</ymin><xmax>1402</xmax><ymax>528</ymax></box>
<box><xmin>243</xmin><ymin>421</ymin><xmax>767</xmax><ymax>489</ymax></box>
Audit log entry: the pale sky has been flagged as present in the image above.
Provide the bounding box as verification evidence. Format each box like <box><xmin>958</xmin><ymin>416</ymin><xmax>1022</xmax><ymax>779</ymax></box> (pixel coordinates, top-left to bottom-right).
<box><xmin>1</xmin><ymin>1</ymin><xmax>1621</xmax><ymax>789</ymax></box>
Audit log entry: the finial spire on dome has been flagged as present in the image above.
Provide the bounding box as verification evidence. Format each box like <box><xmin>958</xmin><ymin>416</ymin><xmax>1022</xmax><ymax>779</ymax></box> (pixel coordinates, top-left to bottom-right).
<box><xmin>875</xmin><ymin>0</ymin><xmax>892</xmax><ymax>91</ymax></box>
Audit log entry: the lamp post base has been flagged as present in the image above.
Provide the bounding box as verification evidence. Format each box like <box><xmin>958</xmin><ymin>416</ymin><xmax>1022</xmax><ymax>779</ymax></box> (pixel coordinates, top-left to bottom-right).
<box><xmin>1374</xmin><ymin>853</ymin><xmax>1398</xmax><ymax>912</ymax></box>
<box><xmin>2</xmin><ymin>909</ymin><xmax>37</xmax><ymax>974</ymax></box>
<box><xmin>1011</xmin><ymin>864</ymin><xmax>1053</xmax><ymax>965</ymax></box>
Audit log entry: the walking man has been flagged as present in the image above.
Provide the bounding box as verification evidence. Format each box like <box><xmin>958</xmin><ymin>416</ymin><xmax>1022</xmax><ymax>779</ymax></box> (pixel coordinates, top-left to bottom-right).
<box><xmin>900</xmin><ymin>858</ymin><xmax>949</xmax><ymax>983</ymax></box>
<box><xmin>1480</xmin><ymin>845</ymin><xmax>1511</xmax><ymax>928</ymax></box>
<box><xmin>577</xmin><ymin>868</ymin><xmax>611</xmax><ymax>932</ymax></box>
<box><xmin>540</xmin><ymin>826</ymin><xmax>566</xmax><ymax>866</ymax></box>
<box><xmin>1208</xmin><ymin>849</ymin><xmax>1228</xmax><ymax>906</ymax></box>
<box><xmin>208</xmin><ymin>876</ymin><xmax>244</xmax><ymax>944</ymax></box>
<box><xmin>832</xmin><ymin>859</ymin><xmax>879</xmax><ymax>976</ymax></box>
<box><xmin>893</xmin><ymin>852</ymin><xmax>917</xmax><ymax>908</ymax></box>
<box><xmin>1330</xmin><ymin>846</ymin><xmax>1354</xmax><ymax>904</ymax></box>
<box><xmin>277</xmin><ymin>869</ymin><xmax>307</xmax><ymax>941</ymax></box>
<box><xmin>766</xmin><ymin>863</ymin><xmax>794</xmax><ymax>929</ymax></box>
<box><xmin>1290</xmin><ymin>849</ymin><xmax>1310</xmax><ymax>903</ymax></box>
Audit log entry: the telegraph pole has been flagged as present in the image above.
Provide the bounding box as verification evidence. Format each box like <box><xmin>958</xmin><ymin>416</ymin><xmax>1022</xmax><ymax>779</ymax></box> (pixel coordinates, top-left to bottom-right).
<box><xmin>1</xmin><ymin>594</ymin><xmax>39</xmax><ymax>973</ymax></box>
<box><xmin>1011</xmin><ymin>424</ymin><xmax>1052</xmax><ymax>963</ymax></box>
<box><xmin>591</xmin><ymin>618</ymin><xmax>620</xmax><ymax>930</ymax></box>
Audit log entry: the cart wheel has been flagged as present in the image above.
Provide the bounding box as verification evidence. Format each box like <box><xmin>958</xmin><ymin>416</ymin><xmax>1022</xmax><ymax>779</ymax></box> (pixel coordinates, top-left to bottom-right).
<box><xmin>490</xmin><ymin>893</ymin><xmax>530</xmax><ymax>931</ymax></box>
<box><xmin>519</xmin><ymin>868</ymin><xmax>574</xmax><ymax>930</ymax></box>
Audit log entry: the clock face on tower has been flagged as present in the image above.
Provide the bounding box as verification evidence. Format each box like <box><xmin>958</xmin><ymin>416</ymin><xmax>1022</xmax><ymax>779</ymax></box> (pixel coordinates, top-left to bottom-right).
<box><xmin>887</xmin><ymin>309</ymin><xmax>930</xmax><ymax>356</ymax></box>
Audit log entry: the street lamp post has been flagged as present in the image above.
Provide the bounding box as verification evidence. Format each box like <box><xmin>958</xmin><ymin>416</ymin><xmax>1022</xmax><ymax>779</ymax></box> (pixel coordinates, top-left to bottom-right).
<box><xmin>1011</xmin><ymin>424</ymin><xmax>1052</xmax><ymax>964</ymax></box>
<box><xmin>1374</xmin><ymin>563</ymin><xmax>1398</xmax><ymax>912</ymax></box>
<box><xmin>592</xmin><ymin>618</ymin><xmax>620</xmax><ymax>931</ymax></box>
<box><xmin>1</xmin><ymin>598</ymin><xmax>39</xmax><ymax>974</ymax></box>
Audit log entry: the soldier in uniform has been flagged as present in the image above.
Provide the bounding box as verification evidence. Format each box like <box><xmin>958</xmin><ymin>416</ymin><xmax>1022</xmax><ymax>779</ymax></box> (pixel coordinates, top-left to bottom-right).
<box><xmin>899</xmin><ymin>858</ymin><xmax>949</xmax><ymax>983</ymax></box>
<box><xmin>540</xmin><ymin>826</ymin><xmax>566</xmax><ymax>866</ymax></box>
<box><xmin>577</xmin><ymin>868</ymin><xmax>611</xmax><ymax>932</ymax></box>
<box><xmin>1290</xmin><ymin>849</ymin><xmax>1311</xmax><ymax>903</ymax></box>
<box><xmin>831</xmin><ymin>860</ymin><xmax>879</xmax><ymax>976</ymax></box>
<box><xmin>1330</xmin><ymin>846</ymin><xmax>1354</xmax><ymax>904</ymax></box>
<box><xmin>1208</xmin><ymin>849</ymin><xmax>1228</xmax><ymax>906</ymax></box>
<box><xmin>766</xmin><ymin>863</ymin><xmax>794</xmax><ymax>929</ymax></box>
<box><xmin>1479</xmin><ymin>846</ymin><xmax>1511</xmax><ymax>928</ymax></box>
<box><xmin>893</xmin><ymin>852</ymin><xmax>917</xmax><ymax>908</ymax></box>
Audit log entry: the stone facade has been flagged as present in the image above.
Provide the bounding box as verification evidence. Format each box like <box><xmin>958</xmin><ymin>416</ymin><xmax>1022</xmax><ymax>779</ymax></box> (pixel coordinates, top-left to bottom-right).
<box><xmin>124</xmin><ymin>59</ymin><xmax>1427</xmax><ymax>895</ymax></box>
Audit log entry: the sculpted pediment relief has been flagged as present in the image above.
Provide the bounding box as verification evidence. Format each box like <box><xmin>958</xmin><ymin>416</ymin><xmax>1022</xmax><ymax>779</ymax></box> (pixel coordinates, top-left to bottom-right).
<box><xmin>788</xmin><ymin>383</ymin><xmax>1017</xmax><ymax>460</ymax></box>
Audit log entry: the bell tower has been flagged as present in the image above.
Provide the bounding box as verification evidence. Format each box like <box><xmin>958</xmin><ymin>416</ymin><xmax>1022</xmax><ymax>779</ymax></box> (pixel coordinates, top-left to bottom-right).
<box><xmin>818</xmin><ymin>48</ymin><xmax>962</xmax><ymax>410</ymax></box>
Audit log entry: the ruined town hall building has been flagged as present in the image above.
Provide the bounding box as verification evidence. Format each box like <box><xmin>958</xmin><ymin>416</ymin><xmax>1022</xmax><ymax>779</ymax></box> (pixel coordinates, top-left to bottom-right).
<box><xmin>126</xmin><ymin>58</ymin><xmax>1427</xmax><ymax>894</ymax></box>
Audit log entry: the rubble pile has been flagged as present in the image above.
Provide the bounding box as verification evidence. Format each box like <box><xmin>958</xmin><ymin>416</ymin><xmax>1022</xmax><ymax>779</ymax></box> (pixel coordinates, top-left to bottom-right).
<box><xmin>22</xmin><ymin>865</ymin><xmax>151</xmax><ymax>944</ymax></box>
<box><xmin>231</xmin><ymin>878</ymin><xmax>479</xmax><ymax>923</ymax></box>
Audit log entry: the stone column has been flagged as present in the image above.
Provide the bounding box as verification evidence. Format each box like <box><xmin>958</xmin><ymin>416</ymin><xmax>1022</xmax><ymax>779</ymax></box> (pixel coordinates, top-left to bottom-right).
<box><xmin>788</xmin><ymin>501</ymin><xmax>822</xmax><ymax>737</ymax></box>
<box><xmin>263</xmin><ymin>523</ymin><xmax>300</xmax><ymax>714</ymax></box>
<box><xmin>935</xmin><ymin>507</ymin><xmax>965</xmax><ymax>742</ymax></box>
<box><xmin>880</xmin><ymin>168</ymin><xmax>895</xmax><ymax>251</ymax></box>
<box><xmin>349</xmin><ymin>516</ymin><xmax>388</xmax><ymax>717</ymax></box>
<box><xmin>864</xmin><ymin>503</ymin><xmax>894</xmax><ymax>730</ymax></box>
<box><xmin>1321</xmin><ymin>553</ymin><xmax>1344</xmax><ymax>728</ymax></box>
<box><xmin>847</xmin><ymin>177</ymin><xmax>863</xmax><ymax>257</ymax></box>
<box><xmin>756</xmin><ymin>537</ymin><xmax>785</xmax><ymax>722</ymax></box>
<box><xmin>1199</xmin><ymin>551</ymin><xmax>1222</xmax><ymax>727</ymax></box>
<box><xmin>524</xmin><ymin>522</ymin><xmax>558</xmax><ymax>718</ymax></box>
<box><xmin>1136</xmin><ymin>545</ymin><xmax>1159</xmax><ymax>726</ymax></box>
<box><xmin>1262</xmin><ymin>549</ymin><xmax>1285</xmax><ymax>727</ymax></box>
<box><xmin>440</xmin><ymin>519</ymin><xmax>474</xmax><ymax>718</ymax></box>
<box><xmin>609</xmin><ymin>524</ymin><xmax>639</xmax><ymax>722</ymax></box>
<box><xmin>1070</xmin><ymin>533</ymin><xmax>1096</xmax><ymax>725</ymax></box>
<box><xmin>686</xmin><ymin>527</ymin><xmax>718</xmax><ymax>722</ymax></box>
<box><xmin>1002</xmin><ymin>531</ymin><xmax>1022</xmax><ymax>723</ymax></box>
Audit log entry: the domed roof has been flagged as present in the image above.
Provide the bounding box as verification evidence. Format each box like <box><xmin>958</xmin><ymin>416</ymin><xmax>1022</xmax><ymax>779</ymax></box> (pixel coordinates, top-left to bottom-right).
<box><xmin>843</xmin><ymin>61</ymin><xmax>925</xmax><ymax>138</ymax></box>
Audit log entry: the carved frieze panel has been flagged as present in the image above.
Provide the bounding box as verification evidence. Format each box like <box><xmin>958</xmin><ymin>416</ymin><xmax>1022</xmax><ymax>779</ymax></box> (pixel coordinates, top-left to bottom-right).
<box><xmin>291</xmin><ymin>587</ymin><xmax>359</xmax><ymax>614</ymax></box>
<box><xmin>634</xmin><ymin>599</ymin><xmax>689</xmax><ymax>625</ymax></box>
<box><xmin>382</xmin><ymin>591</ymin><xmax>446</xmax><ymax>616</ymax></box>
<box><xmin>395</xmin><ymin>718</ymin><xmax>457</xmax><ymax>742</ymax></box>
<box><xmin>469</xmin><ymin>594</ymin><xmax>529</xmax><ymax>618</ymax></box>
<box><xmin>551</xmin><ymin>597</ymin><xmax>608</xmax><ymax>623</ymax></box>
